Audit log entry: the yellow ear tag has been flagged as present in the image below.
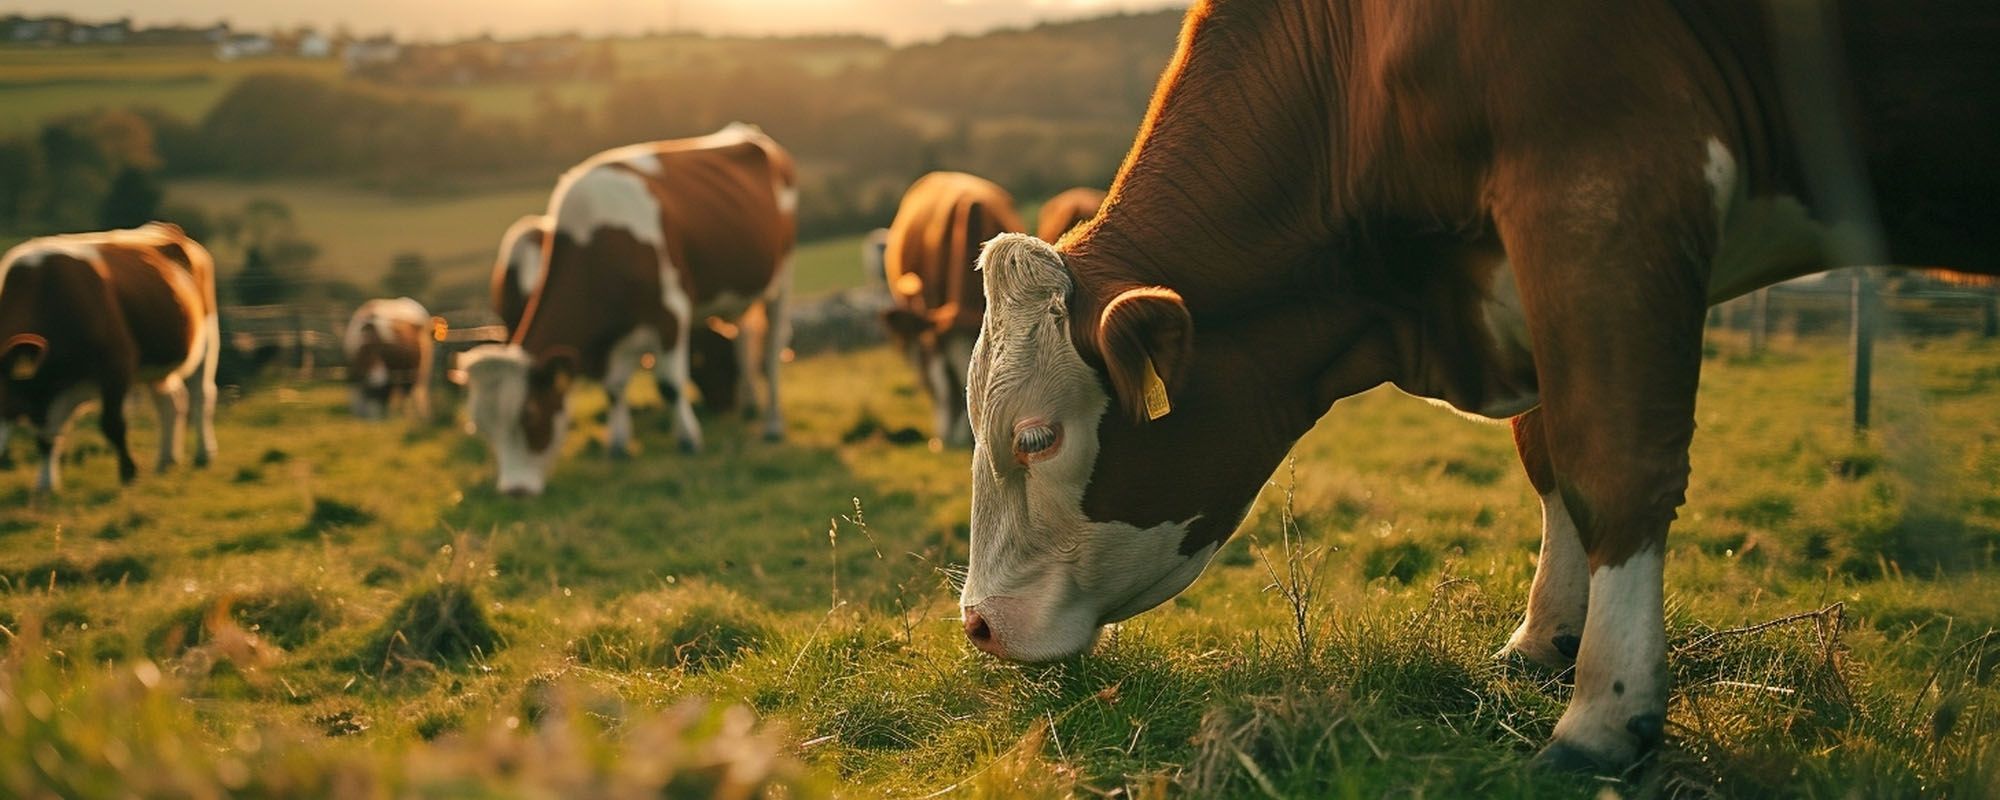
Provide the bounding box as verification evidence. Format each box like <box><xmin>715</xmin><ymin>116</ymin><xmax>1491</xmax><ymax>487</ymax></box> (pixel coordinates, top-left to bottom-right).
<box><xmin>1141</xmin><ymin>358</ymin><xmax>1171</xmax><ymax>420</ymax></box>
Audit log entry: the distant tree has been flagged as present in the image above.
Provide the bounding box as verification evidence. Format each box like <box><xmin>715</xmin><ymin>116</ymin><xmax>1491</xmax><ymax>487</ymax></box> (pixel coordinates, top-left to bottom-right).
<box><xmin>154</xmin><ymin>203</ymin><xmax>214</xmax><ymax>243</ymax></box>
<box><xmin>98</xmin><ymin>166</ymin><xmax>164</xmax><ymax>229</ymax></box>
<box><xmin>0</xmin><ymin>137</ymin><xmax>43</xmax><ymax>227</ymax></box>
<box><xmin>382</xmin><ymin>251</ymin><xmax>432</xmax><ymax>298</ymax></box>
<box><xmin>234</xmin><ymin>244</ymin><xmax>287</xmax><ymax>305</ymax></box>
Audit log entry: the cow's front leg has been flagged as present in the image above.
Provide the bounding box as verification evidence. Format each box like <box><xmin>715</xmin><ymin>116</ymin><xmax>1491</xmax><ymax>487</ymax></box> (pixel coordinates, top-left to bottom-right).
<box><xmin>760</xmin><ymin>271</ymin><xmax>790</xmax><ymax>441</ymax></box>
<box><xmin>1497</xmin><ymin>154</ymin><xmax>1712</xmax><ymax>771</ymax></box>
<box><xmin>655</xmin><ymin>322</ymin><xmax>703</xmax><ymax>454</ymax></box>
<box><xmin>603</xmin><ymin>332</ymin><xmax>644</xmax><ymax>459</ymax></box>
<box><xmin>1498</xmin><ymin>408</ymin><xmax>1588</xmax><ymax>669</ymax></box>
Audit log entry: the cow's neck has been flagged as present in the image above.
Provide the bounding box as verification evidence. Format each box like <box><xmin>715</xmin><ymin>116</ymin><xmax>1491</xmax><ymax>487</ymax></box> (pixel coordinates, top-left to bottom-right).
<box><xmin>1063</xmin><ymin>0</ymin><xmax>1346</xmax><ymax>321</ymax></box>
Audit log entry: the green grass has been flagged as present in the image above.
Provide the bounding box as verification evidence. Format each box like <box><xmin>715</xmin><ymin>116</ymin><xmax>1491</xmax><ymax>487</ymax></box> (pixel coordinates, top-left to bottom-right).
<box><xmin>0</xmin><ymin>47</ymin><xmax>342</xmax><ymax>134</ymax></box>
<box><xmin>2</xmin><ymin>335</ymin><xmax>1998</xmax><ymax>796</ymax></box>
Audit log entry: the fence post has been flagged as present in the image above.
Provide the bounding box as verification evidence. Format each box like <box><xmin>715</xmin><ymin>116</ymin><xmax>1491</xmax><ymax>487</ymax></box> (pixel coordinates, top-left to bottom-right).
<box><xmin>1750</xmin><ymin>287</ymin><xmax>1770</xmax><ymax>354</ymax></box>
<box><xmin>1850</xmin><ymin>269</ymin><xmax>1875</xmax><ymax>431</ymax></box>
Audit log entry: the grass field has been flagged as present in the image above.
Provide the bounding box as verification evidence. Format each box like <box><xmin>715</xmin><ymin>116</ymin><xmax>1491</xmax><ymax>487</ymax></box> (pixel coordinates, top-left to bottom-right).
<box><xmin>1</xmin><ymin>331</ymin><xmax>1996</xmax><ymax>796</ymax></box>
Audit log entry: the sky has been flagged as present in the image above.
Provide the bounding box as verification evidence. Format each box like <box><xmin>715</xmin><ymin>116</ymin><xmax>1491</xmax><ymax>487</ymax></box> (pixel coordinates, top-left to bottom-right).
<box><xmin>16</xmin><ymin>0</ymin><xmax>1187</xmax><ymax>44</ymax></box>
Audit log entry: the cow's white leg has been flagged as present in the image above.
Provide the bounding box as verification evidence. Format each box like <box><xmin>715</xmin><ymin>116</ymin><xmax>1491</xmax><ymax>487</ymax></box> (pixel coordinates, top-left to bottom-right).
<box><xmin>1545</xmin><ymin>548</ymin><xmax>1668</xmax><ymax>770</ymax></box>
<box><xmin>652</xmin><ymin>322</ymin><xmax>702</xmax><ymax>454</ymax></box>
<box><xmin>923</xmin><ymin>346</ymin><xmax>954</xmax><ymax>445</ymax></box>
<box><xmin>760</xmin><ymin>262</ymin><xmax>791</xmax><ymax>441</ymax></box>
<box><xmin>941</xmin><ymin>331</ymin><xmax>975</xmax><ymax>448</ymax></box>
<box><xmin>731</xmin><ymin>319</ymin><xmax>757</xmax><ymax>419</ymax></box>
<box><xmin>35</xmin><ymin>384</ymin><xmax>95</xmax><ymax>494</ymax></box>
<box><xmin>188</xmin><ymin>311</ymin><xmax>219</xmax><ymax>466</ymax></box>
<box><xmin>603</xmin><ymin>328</ymin><xmax>649</xmax><ymax>459</ymax></box>
<box><xmin>150</xmin><ymin>377</ymin><xmax>189</xmax><ymax>471</ymax></box>
<box><xmin>1500</xmin><ymin>489</ymin><xmax>1590</xmax><ymax>668</ymax></box>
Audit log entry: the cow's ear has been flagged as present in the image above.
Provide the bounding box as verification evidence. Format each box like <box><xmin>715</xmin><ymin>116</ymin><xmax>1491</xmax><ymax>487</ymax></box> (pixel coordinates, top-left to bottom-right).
<box><xmin>1094</xmin><ymin>287</ymin><xmax>1191</xmax><ymax>423</ymax></box>
<box><xmin>882</xmin><ymin>308</ymin><xmax>931</xmax><ymax>339</ymax></box>
<box><xmin>4</xmin><ymin>334</ymin><xmax>48</xmax><ymax>381</ymax></box>
<box><xmin>532</xmin><ymin>352</ymin><xmax>576</xmax><ymax>396</ymax></box>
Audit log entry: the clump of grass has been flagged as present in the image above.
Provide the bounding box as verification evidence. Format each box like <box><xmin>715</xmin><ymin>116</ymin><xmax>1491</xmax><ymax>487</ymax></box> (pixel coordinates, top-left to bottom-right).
<box><xmin>360</xmin><ymin>580</ymin><xmax>502</xmax><ymax>671</ymax></box>
<box><xmin>258</xmin><ymin>448</ymin><xmax>290</xmax><ymax>464</ymax></box>
<box><xmin>302</xmin><ymin>497</ymin><xmax>374</xmax><ymax>534</ymax></box>
<box><xmin>149</xmin><ymin>587</ymin><xmax>337</xmax><ymax>656</ymax></box>
<box><xmin>85</xmin><ymin>554</ymin><xmax>150</xmax><ymax>585</ymax></box>
<box><xmin>570</xmin><ymin>584</ymin><xmax>773</xmax><ymax>673</ymax></box>
<box><xmin>1361</xmin><ymin>541</ymin><xmax>1436</xmax><ymax>585</ymax></box>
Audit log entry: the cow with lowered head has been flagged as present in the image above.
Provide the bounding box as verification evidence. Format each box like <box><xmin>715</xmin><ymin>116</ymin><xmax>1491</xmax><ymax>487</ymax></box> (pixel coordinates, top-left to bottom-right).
<box><xmin>881</xmin><ymin>172</ymin><xmax>1025</xmax><ymax>448</ymax></box>
<box><xmin>344</xmin><ymin>297</ymin><xmax>435</xmax><ymax>420</ymax></box>
<box><xmin>957</xmin><ymin>0</ymin><xmax>2000</xmax><ymax>773</ymax></box>
<box><xmin>0</xmin><ymin>223</ymin><xmax>221</xmax><ymax>493</ymax></box>
<box><xmin>460</xmin><ymin>123</ymin><xmax>797</xmax><ymax>496</ymax></box>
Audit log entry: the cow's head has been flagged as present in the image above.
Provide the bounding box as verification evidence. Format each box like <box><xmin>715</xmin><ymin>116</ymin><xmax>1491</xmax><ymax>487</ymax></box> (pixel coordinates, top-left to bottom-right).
<box><xmin>460</xmin><ymin>344</ymin><xmax>573</xmax><ymax>496</ymax></box>
<box><xmin>958</xmin><ymin>235</ymin><xmax>1220</xmax><ymax>661</ymax></box>
<box><xmin>961</xmin><ymin>234</ymin><xmax>1389</xmax><ymax>661</ymax></box>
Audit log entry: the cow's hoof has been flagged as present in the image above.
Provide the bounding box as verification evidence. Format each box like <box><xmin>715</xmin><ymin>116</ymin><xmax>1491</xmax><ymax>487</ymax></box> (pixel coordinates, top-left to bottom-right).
<box><xmin>0</xmin><ymin>453</ymin><xmax>14</xmax><ymax>470</ymax></box>
<box><xmin>608</xmin><ymin>445</ymin><xmax>632</xmax><ymax>461</ymax></box>
<box><xmin>1626</xmin><ymin>712</ymin><xmax>1665</xmax><ymax>750</ymax></box>
<box><xmin>1533</xmin><ymin>741</ymin><xmax>1613</xmax><ymax>774</ymax></box>
<box><xmin>118</xmin><ymin>464</ymin><xmax>139</xmax><ymax>485</ymax></box>
<box><xmin>678</xmin><ymin>439</ymin><xmax>702</xmax><ymax>455</ymax></box>
<box><xmin>194</xmin><ymin>451</ymin><xmax>212</xmax><ymax>469</ymax></box>
<box><xmin>1496</xmin><ymin>627</ymin><xmax>1579</xmax><ymax>671</ymax></box>
<box><xmin>762</xmin><ymin>427</ymin><xmax>784</xmax><ymax>443</ymax></box>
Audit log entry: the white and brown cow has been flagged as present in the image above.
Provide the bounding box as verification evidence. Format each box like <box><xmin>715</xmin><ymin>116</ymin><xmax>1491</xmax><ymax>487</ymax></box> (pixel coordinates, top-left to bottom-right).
<box><xmin>460</xmin><ymin>123</ymin><xmax>797</xmax><ymax>496</ymax></box>
<box><xmin>881</xmin><ymin>172</ymin><xmax>1025</xmax><ymax>447</ymax></box>
<box><xmin>1034</xmin><ymin>187</ymin><xmax>1106</xmax><ymax>244</ymax></box>
<box><xmin>343</xmin><ymin>297</ymin><xmax>435</xmax><ymax>420</ymax></box>
<box><xmin>959</xmin><ymin>0</ymin><xmax>2000</xmax><ymax>772</ymax></box>
<box><xmin>0</xmin><ymin>223</ymin><xmax>221</xmax><ymax>493</ymax></box>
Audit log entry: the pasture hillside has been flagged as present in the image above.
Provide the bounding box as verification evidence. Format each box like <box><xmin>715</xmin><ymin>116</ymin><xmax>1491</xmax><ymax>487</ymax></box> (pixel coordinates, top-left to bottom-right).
<box><xmin>2</xmin><ymin>333</ymin><xmax>1996</xmax><ymax>796</ymax></box>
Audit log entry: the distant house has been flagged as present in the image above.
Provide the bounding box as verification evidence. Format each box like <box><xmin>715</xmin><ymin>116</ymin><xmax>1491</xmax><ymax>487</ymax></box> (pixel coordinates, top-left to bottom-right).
<box><xmin>217</xmin><ymin>33</ymin><xmax>274</xmax><ymax>61</ymax></box>
<box><xmin>66</xmin><ymin>18</ymin><xmax>129</xmax><ymax>44</ymax></box>
<box><xmin>343</xmin><ymin>37</ymin><xmax>403</xmax><ymax>74</ymax></box>
<box><xmin>298</xmin><ymin>29</ymin><xmax>332</xmax><ymax>58</ymax></box>
<box><xmin>130</xmin><ymin>22</ymin><xmax>229</xmax><ymax>46</ymax></box>
<box><xmin>2</xmin><ymin>15</ymin><xmax>73</xmax><ymax>44</ymax></box>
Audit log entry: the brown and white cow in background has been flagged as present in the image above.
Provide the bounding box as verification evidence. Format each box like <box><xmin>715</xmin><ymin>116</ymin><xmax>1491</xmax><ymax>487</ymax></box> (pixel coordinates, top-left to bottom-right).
<box><xmin>343</xmin><ymin>297</ymin><xmax>434</xmax><ymax>420</ymax></box>
<box><xmin>1034</xmin><ymin>187</ymin><xmax>1106</xmax><ymax>244</ymax></box>
<box><xmin>958</xmin><ymin>0</ymin><xmax>2000</xmax><ymax>772</ymax></box>
<box><xmin>487</xmin><ymin>203</ymin><xmax>756</xmax><ymax>419</ymax></box>
<box><xmin>881</xmin><ymin>172</ymin><xmax>1024</xmax><ymax>447</ymax></box>
<box><xmin>0</xmin><ymin>223</ymin><xmax>221</xmax><ymax>493</ymax></box>
<box><xmin>460</xmin><ymin>123</ymin><xmax>797</xmax><ymax>496</ymax></box>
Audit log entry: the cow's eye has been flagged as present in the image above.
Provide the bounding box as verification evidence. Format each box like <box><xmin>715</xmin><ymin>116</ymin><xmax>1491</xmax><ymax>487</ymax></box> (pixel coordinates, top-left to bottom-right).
<box><xmin>1013</xmin><ymin>419</ymin><xmax>1062</xmax><ymax>463</ymax></box>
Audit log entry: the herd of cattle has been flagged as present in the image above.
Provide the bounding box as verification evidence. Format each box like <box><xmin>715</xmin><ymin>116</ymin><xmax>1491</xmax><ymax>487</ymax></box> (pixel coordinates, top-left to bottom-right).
<box><xmin>7</xmin><ymin>0</ymin><xmax>1999</xmax><ymax>778</ymax></box>
<box><xmin>0</xmin><ymin>122</ymin><xmax>1102</xmax><ymax>496</ymax></box>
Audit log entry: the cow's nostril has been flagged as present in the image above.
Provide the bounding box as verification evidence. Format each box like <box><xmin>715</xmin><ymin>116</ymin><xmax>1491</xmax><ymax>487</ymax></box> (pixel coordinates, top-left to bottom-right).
<box><xmin>963</xmin><ymin>608</ymin><xmax>1001</xmax><ymax>655</ymax></box>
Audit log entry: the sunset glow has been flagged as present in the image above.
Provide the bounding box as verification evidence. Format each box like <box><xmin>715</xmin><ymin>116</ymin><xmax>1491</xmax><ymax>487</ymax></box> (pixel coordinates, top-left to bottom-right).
<box><xmin>36</xmin><ymin>0</ymin><xmax>1186</xmax><ymax>42</ymax></box>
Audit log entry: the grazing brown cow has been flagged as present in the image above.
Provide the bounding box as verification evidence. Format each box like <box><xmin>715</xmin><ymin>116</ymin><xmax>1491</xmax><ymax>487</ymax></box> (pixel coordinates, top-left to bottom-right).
<box><xmin>958</xmin><ymin>0</ymin><xmax>2000</xmax><ymax>771</ymax></box>
<box><xmin>1034</xmin><ymin>187</ymin><xmax>1106</xmax><ymax>243</ymax></box>
<box><xmin>881</xmin><ymin>172</ymin><xmax>1024</xmax><ymax>446</ymax></box>
<box><xmin>0</xmin><ymin>223</ymin><xmax>221</xmax><ymax>493</ymax></box>
<box><xmin>343</xmin><ymin>297</ymin><xmax>434</xmax><ymax>420</ymax></box>
<box><xmin>460</xmin><ymin>123</ymin><xmax>797</xmax><ymax>495</ymax></box>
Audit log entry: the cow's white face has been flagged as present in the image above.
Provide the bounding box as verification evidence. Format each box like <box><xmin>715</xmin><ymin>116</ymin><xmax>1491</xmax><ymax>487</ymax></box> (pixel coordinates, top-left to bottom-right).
<box><xmin>461</xmin><ymin>344</ymin><xmax>569</xmax><ymax>496</ymax></box>
<box><xmin>961</xmin><ymin>234</ymin><xmax>1220</xmax><ymax>662</ymax></box>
